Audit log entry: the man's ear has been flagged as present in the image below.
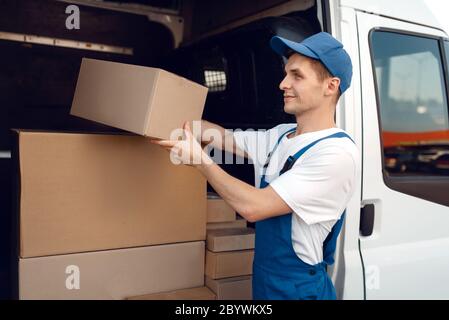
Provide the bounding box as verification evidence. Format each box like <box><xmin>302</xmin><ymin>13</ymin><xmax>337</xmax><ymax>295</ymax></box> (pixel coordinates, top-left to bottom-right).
<box><xmin>325</xmin><ymin>77</ymin><xmax>340</xmax><ymax>97</ymax></box>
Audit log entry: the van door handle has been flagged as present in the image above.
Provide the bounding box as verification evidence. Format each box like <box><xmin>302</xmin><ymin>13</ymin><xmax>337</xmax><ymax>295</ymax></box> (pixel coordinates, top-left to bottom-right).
<box><xmin>360</xmin><ymin>204</ymin><xmax>375</xmax><ymax>236</ymax></box>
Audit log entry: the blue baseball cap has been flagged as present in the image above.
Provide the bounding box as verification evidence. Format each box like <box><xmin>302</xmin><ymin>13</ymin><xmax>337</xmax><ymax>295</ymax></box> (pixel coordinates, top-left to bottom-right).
<box><xmin>270</xmin><ymin>32</ymin><xmax>353</xmax><ymax>94</ymax></box>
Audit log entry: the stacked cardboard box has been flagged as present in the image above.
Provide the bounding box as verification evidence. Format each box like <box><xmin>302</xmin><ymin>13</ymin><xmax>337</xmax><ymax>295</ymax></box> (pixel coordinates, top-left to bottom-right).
<box><xmin>206</xmin><ymin>192</ymin><xmax>237</xmax><ymax>223</ymax></box>
<box><xmin>206</xmin><ymin>192</ymin><xmax>247</xmax><ymax>229</ymax></box>
<box><xmin>19</xmin><ymin>242</ymin><xmax>206</xmax><ymax>300</ymax></box>
<box><xmin>127</xmin><ymin>286</ymin><xmax>216</xmax><ymax>300</ymax></box>
<box><xmin>14</xmin><ymin>59</ymin><xmax>210</xmax><ymax>300</ymax></box>
<box><xmin>205</xmin><ymin>276</ymin><xmax>252</xmax><ymax>301</ymax></box>
<box><xmin>206</xmin><ymin>219</ymin><xmax>247</xmax><ymax>230</ymax></box>
<box><xmin>204</xmin><ymin>195</ymin><xmax>254</xmax><ymax>300</ymax></box>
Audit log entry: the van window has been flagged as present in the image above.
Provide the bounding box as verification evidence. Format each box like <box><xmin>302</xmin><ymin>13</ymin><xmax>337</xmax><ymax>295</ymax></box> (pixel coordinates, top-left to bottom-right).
<box><xmin>371</xmin><ymin>31</ymin><xmax>449</xmax><ymax>177</ymax></box>
<box><xmin>200</xmin><ymin>48</ymin><xmax>228</xmax><ymax>93</ymax></box>
<box><xmin>204</xmin><ymin>70</ymin><xmax>227</xmax><ymax>92</ymax></box>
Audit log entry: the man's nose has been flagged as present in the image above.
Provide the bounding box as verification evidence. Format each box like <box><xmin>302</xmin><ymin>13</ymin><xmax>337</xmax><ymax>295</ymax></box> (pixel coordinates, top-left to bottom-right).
<box><xmin>279</xmin><ymin>75</ymin><xmax>291</xmax><ymax>90</ymax></box>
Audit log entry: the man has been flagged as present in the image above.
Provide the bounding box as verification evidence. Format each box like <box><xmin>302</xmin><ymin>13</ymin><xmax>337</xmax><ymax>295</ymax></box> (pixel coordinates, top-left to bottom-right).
<box><xmin>151</xmin><ymin>32</ymin><xmax>360</xmax><ymax>300</ymax></box>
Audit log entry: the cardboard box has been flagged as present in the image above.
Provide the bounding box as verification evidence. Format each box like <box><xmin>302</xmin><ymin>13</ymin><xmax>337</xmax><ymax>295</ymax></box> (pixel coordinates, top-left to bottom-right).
<box><xmin>19</xmin><ymin>241</ymin><xmax>205</xmax><ymax>300</ymax></box>
<box><xmin>14</xmin><ymin>130</ymin><xmax>207</xmax><ymax>258</ymax></box>
<box><xmin>205</xmin><ymin>250</ymin><xmax>253</xmax><ymax>279</ymax></box>
<box><xmin>206</xmin><ymin>228</ymin><xmax>255</xmax><ymax>252</ymax></box>
<box><xmin>127</xmin><ymin>286</ymin><xmax>216</xmax><ymax>300</ymax></box>
<box><xmin>206</xmin><ymin>219</ymin><xmax>247</xmax><ymax>230</ymax></box>
<box><xmin>70</xmin><ymin>58</ymin><xmax>208</xmax><ymax>140</ymax></box>
<box><xmin>207</xmin><ymin>194</ymin><xmax>236</xmax><ymax>223</ymax></box>
<box><xmin>205</xmin><ymin>275</ymin><xmax>252</xmax><ymax>300</ymax></box>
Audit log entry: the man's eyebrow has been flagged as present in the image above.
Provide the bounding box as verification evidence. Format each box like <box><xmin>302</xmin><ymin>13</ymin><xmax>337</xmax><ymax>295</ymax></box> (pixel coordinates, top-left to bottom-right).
<box><xmin>283</xmin><ymin>67</ymin><xmax>304</xmax><ymax>75</ymax></box>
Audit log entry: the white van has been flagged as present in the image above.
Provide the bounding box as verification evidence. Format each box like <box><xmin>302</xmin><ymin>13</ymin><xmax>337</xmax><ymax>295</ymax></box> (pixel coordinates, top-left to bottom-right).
<box><xmin>1</xmin><ymin>0</ymin><xmax>448</xmax><ymax>299</ymax></box>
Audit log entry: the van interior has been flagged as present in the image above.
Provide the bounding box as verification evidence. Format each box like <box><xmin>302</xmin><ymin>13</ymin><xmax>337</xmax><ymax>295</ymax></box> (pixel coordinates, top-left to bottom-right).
<box><xmin>0</xmin><ymin>0</ymin><xmax>328</xmax><ymax>298</ymax></box>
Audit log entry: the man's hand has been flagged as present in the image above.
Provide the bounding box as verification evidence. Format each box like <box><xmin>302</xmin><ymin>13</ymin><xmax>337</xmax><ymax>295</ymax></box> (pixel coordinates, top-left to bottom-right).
<box><xmin>150</xmin><ymin>121</ymin><xmax>213</xmax><ymax>167</ymax></box>
<box><xmin>150</xmin><ymin>121</ymin><xmax>292</xmax><ymax>223</ymax></box>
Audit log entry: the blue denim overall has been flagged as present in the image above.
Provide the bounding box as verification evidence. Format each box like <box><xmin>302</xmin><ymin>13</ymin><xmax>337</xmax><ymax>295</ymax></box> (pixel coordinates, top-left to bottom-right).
<box><xmin>252</xmin><ymin>128</ymin><xmax>354</xmax><ymax>300</ymax></box>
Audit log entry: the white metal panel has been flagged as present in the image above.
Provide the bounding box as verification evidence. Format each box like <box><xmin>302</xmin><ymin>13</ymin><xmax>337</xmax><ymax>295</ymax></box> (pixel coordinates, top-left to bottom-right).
<box><xmin>357</xmin><ymin>11</ymin><xmax>449</xmax><ymax>299</ymax></box>
<box><xmin>342</xmin><ymin>0</ymin><xmax>444</xmax><ymax>32</ymax></box>
<box><xmin>327</xmin><ymin>5</ymin><xmax>365</xmax><ymax>300</ymax></box>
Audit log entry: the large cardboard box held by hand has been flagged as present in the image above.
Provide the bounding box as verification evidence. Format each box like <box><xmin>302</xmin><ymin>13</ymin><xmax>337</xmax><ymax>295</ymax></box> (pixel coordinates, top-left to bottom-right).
<box><xmin>13</xmin><ymin>130</ymin><xmax>207</xmax><ymax>258</ymax></box>
<box><xmin>19</xmin><ymin>241</ymin><xmax>205</xmax><ymax>300</ymax></box>
<box><xmin>70</xmin><ymin>58</ymin><xmax>208</xmax><ymax>140</ymax></box>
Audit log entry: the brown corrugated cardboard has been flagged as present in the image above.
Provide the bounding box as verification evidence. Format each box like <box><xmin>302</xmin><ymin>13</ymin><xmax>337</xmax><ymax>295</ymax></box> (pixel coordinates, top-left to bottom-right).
<box><xmin>205</xmin><ymin>250</ymin><xmax>253</xmax><ymax>279</ymax></box>
<box><xmin>205</xmin><ymin>275</ymin><xmax>252</xmax><ymax>300</ymax></box>
<box><xmin>70</xmin><ymin>58</ymin><xmax>208</xmax><ymax>140</ymax></box>
<box><xmin>127</xmin><ymin>286</ymin><xmax>216</xmax><ymax>300</ymax></box>
<box><xmin>207</xmin><ymin>194</ymin><xmax>236</xmax><ymax>223</ymax></box>
<box><xmin>19</xmin><ymin>241</ymin><xmax>205</xmax><ymax>300</ymax></box>
<box><xmin>206</xmin><ymin>218</ymin><xmax>247</xmax><ymax>230</ymax></box>
<box><xmin>206</xmin><ymin>228</ymin><xmax>255</xmax><ymax>252</ymax></box>
<box><xmin>15</xmin><ymin>130</ymin><xmax>207</xmax><ymax>258</ymax></box>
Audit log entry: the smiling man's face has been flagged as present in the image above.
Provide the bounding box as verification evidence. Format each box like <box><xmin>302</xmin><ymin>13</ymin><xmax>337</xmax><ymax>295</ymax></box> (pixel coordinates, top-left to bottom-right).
<box><xmin>279</xmin><ymin>53</ymin><xmax>333</xmax><ymax>116</ymax></box>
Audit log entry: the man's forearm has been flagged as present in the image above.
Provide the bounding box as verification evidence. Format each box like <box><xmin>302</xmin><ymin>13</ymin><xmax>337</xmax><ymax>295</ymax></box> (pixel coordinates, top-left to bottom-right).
<box><xmin>198</xmin><ymin>120</ymin><xmax>248</xmax><ymax>158</ymax></box>
<box><xmin>152</xmin><ymin>121</ymin><xmax>292</xmax><ymax>222</ymax></box>
<box><xmin>196</xmin><ymin>120</ymin><xmax>225</xmax><ymax>149</ymax></box>
<box><xmin>197</xmin><ymin>153</ymin><xmax>259</xmax><ymax>222</ymax></box>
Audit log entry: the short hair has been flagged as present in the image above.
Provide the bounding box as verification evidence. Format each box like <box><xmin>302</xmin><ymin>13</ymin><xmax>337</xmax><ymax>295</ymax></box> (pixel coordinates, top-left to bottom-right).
<box><xmin>284</xmin><ymin>48</ymin><xmax>341</xmax><ymax>101</ymax></box>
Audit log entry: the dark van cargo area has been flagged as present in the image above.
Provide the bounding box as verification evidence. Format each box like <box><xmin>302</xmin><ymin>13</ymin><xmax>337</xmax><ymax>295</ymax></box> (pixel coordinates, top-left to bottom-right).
<box><xmin>0</xmin><ymin>0</ymin><xmax>325</xmax><ymax>298</ymax></box>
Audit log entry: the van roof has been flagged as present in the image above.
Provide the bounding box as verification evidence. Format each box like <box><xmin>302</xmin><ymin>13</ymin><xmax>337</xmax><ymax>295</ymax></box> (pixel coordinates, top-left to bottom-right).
<box><xmin>340</xmin><ymin>0</ymin><xmax>445</xmax><ymax>33</ymax></box>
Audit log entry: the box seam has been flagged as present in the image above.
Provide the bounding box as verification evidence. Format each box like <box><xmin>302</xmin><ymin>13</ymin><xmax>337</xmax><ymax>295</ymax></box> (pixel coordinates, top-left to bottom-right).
<box><xmin>143</xmin><ymin>69</ymin><xmax>159</xmax><ymax>136</ymax></box>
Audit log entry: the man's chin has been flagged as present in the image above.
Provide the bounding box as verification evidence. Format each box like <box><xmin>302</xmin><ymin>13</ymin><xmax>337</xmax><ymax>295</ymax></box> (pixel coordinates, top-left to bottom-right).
<box><xmin>283</xmin><ymin>105</ymin><xmax>296</xmax><ymax>115</ymax></box>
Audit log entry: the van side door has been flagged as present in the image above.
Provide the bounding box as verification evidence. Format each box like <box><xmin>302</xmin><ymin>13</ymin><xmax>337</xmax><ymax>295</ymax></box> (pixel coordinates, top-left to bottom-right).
<box><xmin>357</xmin><ymin>11</ymin><xmax>449</xmax><ymax>299</ymax></box>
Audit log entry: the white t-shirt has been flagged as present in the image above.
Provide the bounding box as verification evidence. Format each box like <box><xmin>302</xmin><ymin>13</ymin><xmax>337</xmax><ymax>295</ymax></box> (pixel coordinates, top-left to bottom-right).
<box><xmin>233</xmin><ymin>123</ymin><xmax>360</xmax><ymax>265</ymax></box>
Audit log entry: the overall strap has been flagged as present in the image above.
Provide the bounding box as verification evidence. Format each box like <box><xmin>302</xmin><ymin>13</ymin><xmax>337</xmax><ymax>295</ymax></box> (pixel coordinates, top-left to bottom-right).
<box><xmin>322</xmin><ymin>211</ymin><xmax>346</xmax><ymax>265</ymax></box>
<box><xmin>276</xmin><ymin>131</ymin><xmax>354</xmax><ymax>266</ymax></box>
<box><xmin>259</xmin><ymin>127</ymin><xmax>296</xmax><ymax>188</ymax></box>
<box><xmin>280</xmin><ymin>132</ymin><xmax>354</xmax><ymax>175</ymax></box>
